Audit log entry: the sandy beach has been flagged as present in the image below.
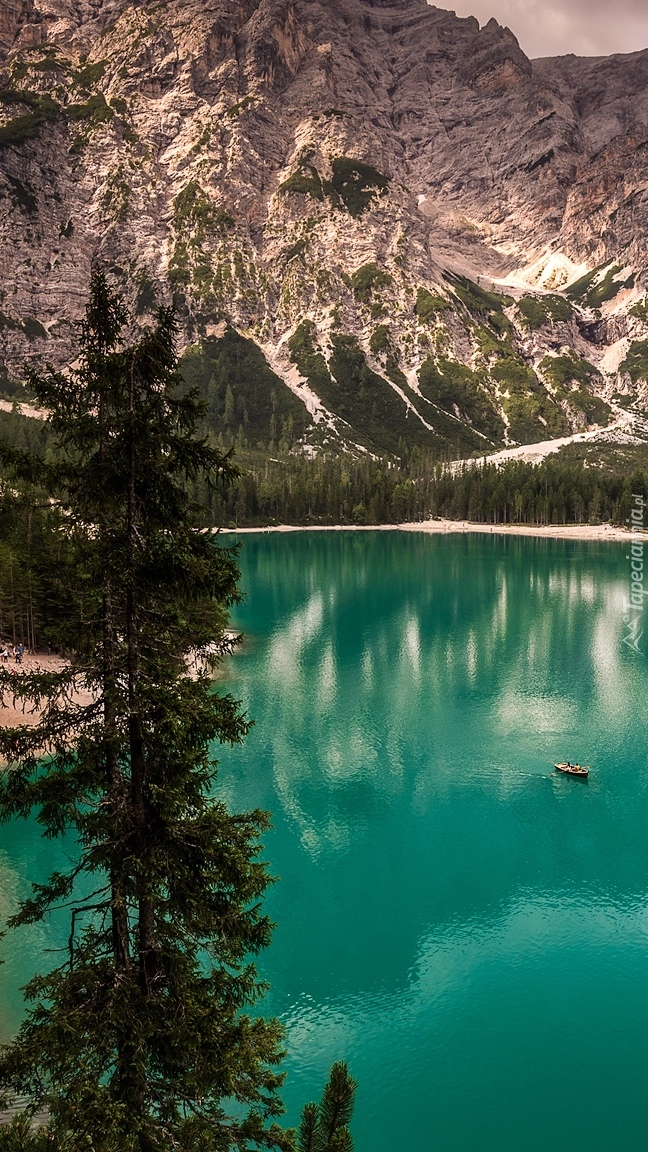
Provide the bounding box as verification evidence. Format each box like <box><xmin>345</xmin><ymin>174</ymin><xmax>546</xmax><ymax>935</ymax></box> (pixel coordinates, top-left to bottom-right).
<box><xmin>217</xmin><ymin>520</ymin><xmax>646</xmax><ymax>543</ymax></box>
<box><xmin>0</xmin><ymin>652</ymin><xmax>93</xmax><ymax>729</ymax></box>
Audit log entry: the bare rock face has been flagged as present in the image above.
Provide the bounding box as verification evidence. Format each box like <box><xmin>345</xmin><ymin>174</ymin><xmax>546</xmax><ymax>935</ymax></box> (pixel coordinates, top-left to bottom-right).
<box><xmin>1</xmin><ymin>0</ymin><xmax>648</xmax><ymax>454</ymax></box>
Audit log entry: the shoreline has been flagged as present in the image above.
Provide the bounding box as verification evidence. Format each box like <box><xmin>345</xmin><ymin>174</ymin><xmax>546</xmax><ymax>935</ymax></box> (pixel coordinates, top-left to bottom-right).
<box><xmin>0</xmin><ymin>653</ymin><xmax>93</xmax><ymax>729</ymax></box>
<box><xmin>217</xmin><ymin>520</ymin><xmax>645</xmax><ymax>543</ymax></box>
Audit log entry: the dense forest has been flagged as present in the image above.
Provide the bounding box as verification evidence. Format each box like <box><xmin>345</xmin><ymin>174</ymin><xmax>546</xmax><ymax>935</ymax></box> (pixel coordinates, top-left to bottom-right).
<box><xmin>195</xmin><ymin>447</ymin><xmax>648</xmax><ymax>528</ymax></box>
<box><xmin>0</xmin><ymin>401</ymin><xmax>645</xmax><ymax>651</ymax></box>
<box><xmin>1</xmin><ymin>402</ymin><xmax>646</xmax><ymax>529</ymax></box>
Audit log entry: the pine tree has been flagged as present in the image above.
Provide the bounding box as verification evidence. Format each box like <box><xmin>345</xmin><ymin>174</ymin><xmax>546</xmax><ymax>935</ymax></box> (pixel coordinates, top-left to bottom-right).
<box><xmin>297</xmin><ymin>1064</ymin><xmax>356</xmax><ymax>1152</ymax></box>
<box><xmin>0</xmin><ymin>271</ymin><xmax>292</xmax><ymax>1152</ymax></box>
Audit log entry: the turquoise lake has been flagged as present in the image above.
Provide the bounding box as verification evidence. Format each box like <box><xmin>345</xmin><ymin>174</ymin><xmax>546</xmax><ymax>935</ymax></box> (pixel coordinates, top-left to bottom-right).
<box><xmin>2</xmin><ymin>530</ymin><xmax>648</xmax><ymax>1149</ymax></box>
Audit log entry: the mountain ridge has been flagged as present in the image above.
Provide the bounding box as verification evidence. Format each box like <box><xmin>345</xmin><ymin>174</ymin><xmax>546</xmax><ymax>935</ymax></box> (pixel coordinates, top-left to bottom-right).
<box><xmin>1</xmin><ymin>0</ymin><xmax>648</xmax><ymax>458</ymax></box>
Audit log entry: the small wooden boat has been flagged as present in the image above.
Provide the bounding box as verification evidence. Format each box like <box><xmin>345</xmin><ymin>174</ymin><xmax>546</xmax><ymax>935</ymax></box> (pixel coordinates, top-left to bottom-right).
<box><xmin>555</xmin><ymin>762</ymin><xmax>589</xmax><ymax>779</ymax></box>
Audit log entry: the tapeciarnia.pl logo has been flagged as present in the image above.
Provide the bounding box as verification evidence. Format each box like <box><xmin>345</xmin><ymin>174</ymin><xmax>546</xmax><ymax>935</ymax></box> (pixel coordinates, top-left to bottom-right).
<box><xmin>623</xmin><ymin>493</ymin><xmax>646</xmax><ymax>654</ymax></box>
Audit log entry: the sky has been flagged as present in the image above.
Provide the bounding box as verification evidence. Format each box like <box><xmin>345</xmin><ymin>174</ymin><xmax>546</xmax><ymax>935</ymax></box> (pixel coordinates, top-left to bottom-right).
<box><xmin>447</xmin><ymin>0</ymin><xmax>648</xmax><ymax>58</ymax></box>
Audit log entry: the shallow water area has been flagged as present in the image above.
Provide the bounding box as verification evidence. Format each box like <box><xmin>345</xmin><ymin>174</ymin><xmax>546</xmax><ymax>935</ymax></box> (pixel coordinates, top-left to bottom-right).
<box><xmin>2</xmin><ymin>530</ymin><xmax>648</xmax><ymax>1151</ymax></box>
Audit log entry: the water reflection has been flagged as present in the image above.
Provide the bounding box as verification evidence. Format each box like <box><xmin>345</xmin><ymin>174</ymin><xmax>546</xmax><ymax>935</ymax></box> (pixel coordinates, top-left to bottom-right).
<box><xmin>214</xmin><ymin>533</ymin><xmax>648</xmax><ymax>1151</ymax></box>
<box><xmin>223</xmin><ymin>533</ymin><xmax>647</xmax><ymax>861</ymax></box>
<box><xmin>3</xmin><ymin>532</ymin><xmax>648</xmax><ymax>1151</ymax></box>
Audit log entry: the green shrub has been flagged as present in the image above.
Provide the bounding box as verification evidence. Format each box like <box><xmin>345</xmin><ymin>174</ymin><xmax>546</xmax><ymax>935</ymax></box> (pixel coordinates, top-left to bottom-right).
<box><xmin>181</xmin><ymin>327</ymin><xmax>310</xmax><ymax>448</ymax></box>
<box><xmin>444</xmin><ymin>271</ymin><xmax>513</xmax><ymax>317</ymax></box>
<box><xmin>22</xmin><ymin>316</ymin><xmax>47</xmax><ymax>339</ymax></box>
<box><xmin>629</xmin><ymin>298</ymin><xmax>648</xmax><ymax>322</ymax></box>
<box><xmin>326</xmin><ymin>157</ymin><xmax>389</xmax><ymax>218</ymax></box>
<box><xmin>352</xmin><ymin>263</ymin><xmax>392</xmax><ymax>304</ymax></box>
<box><xmin>72</xmin><ymin>60</ymin><xmax>107</xmax><ymax>91</ymax></box>
<box><xmin>492</xmin><ymin>356</ymin><xmax>538</xmax><ymax>392</ymax></box>
<box><xmin>173</xmin><ymin>181</ymin><xmax>234</xmax><ymax>237</ymax></box>
<box><xmin>517</xmin><ymin>295</ymin><xmax>573</xmax><ymax>330</ymax></box>
<box><xmin>489</xmin><ymin>310</ymin><xmax>513</xmax><ymax>336</ymax></box>
<box><xmin>504</xmin><ymin>395</ymin><xmax>569</xmax><ymax>442</ymax></box>
<box><xmin>415</xmin><ymin>287</ymin><xmax>451</xmax><ymax>324</ymax></box>
<box><xmin>566</xmin><ymin>263</ymin><xmax>634</xmax><ymax>308</ymax></box>
<box><xmin>520</xmin><ymin>297</ymin><xmax>552</xmax><ymax>328</ymax></box>
<box><xmin>67</xmin><ymin>92</ymin><xmax>113</xmax><ymax>124</ymax></box>
<box><xmin>385</xmin><ymin>359</ymin><xmax>407</xmax><ymax>386</ymax></box>
<box><xmin>419</xmin><ymin>356</ymin><xmax>505</xmax><ymax>441</ymax></box>
<box><xmin>279</xmin><ymin>166</ymin><xmax>323</xmax><ymax>200</ymax></box>
<box><xmin>370</xmin><ymin>325</ymin><xmax>391</xmax><ymax>355</ymax></box>
<box><xmin>492</xmin><ymin>355</ymin><xmax>569</xmax><ymax>442</ymax></box>
<box><xmin>225</xmin><ymin>95</ymin><xmax>257</xmax><ymax>118</ymax></box>
<box><xmin>620</xmin><ymin>341</ymin><xmax>648</xmax><ymax>384</ymax></box>
<box><xmin>0</xmin><ymin>92</ymin><xmax>59</xmax><ymax>149</ymax></box>
<box><xmin>540</xmin><ymin>351</ymin><xmax>599</xmax><ymax>389</ymax></box>
<box><xmin>562</xmin><ymin>389</ymin><xmax>611</xmax><ymax>426</ymax></box>
<box><xmin>0</xmin><ymin>87</ymin><xmax>41</xmax><ymax>108</ymax></box>
<box><xmin>474</xmin><ymin>326</ymin><xmax>511</xmax><ymax>359</ymax></box>
<box><xmin>283</xmin><ymin>239</ymin><xmax>307</xmax><ymax>263</ymax></box>
<box><xmin>539</xmin><ymin>353</ymin><xmax>610</xmax><ymax>425</ymax></box>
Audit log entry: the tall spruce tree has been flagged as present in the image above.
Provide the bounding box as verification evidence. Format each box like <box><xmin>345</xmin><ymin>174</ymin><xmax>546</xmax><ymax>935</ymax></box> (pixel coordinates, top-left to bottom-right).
<box><xmin>0</xmin><ymin>271</ymin><xmax>293</xmax><ymax>1151</ymax></box>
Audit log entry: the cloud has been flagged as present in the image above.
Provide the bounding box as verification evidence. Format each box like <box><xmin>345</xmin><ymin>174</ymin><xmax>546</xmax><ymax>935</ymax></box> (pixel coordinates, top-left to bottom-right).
<box><xmin>446</xmin><ymin>0</ymin><xmax>648</xmax><ymax>58</ymax></box>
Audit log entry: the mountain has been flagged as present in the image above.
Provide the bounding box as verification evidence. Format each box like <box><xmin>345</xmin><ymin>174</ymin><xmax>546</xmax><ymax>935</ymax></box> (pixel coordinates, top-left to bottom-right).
<box><xmin>2</xmin><ymin>0</ymin><xmax>648</xmax><ymax>458</ymax></box>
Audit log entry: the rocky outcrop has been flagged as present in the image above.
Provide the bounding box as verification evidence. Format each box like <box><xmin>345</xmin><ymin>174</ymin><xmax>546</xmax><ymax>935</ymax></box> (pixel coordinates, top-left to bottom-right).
<box><xmin>1</xmin><ymin>0</ymin><xmax>648</xmax><ymax>454</ymax></box>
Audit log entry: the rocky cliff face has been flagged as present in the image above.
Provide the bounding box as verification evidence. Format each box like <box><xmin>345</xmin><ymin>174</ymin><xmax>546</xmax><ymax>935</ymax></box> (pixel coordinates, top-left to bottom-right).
<box><xmin>1</xmin><ymin>0</ymin><xmax>648</xmax><ymax>456</ymax></box>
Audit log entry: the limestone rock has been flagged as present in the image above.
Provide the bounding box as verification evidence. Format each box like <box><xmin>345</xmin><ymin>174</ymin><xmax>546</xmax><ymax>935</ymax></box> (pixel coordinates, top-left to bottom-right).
<box><xmin>1</xmin><ymin>0</ymin><xmax>648</xmax><ymax>452</ymax></box>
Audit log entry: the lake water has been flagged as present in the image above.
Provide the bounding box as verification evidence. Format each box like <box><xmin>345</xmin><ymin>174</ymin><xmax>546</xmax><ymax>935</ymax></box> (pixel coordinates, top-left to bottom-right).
<box><xmin>2</xmin><ymin>531</ymin><xmax>648</xmax><ymax>1150</ymax></box>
